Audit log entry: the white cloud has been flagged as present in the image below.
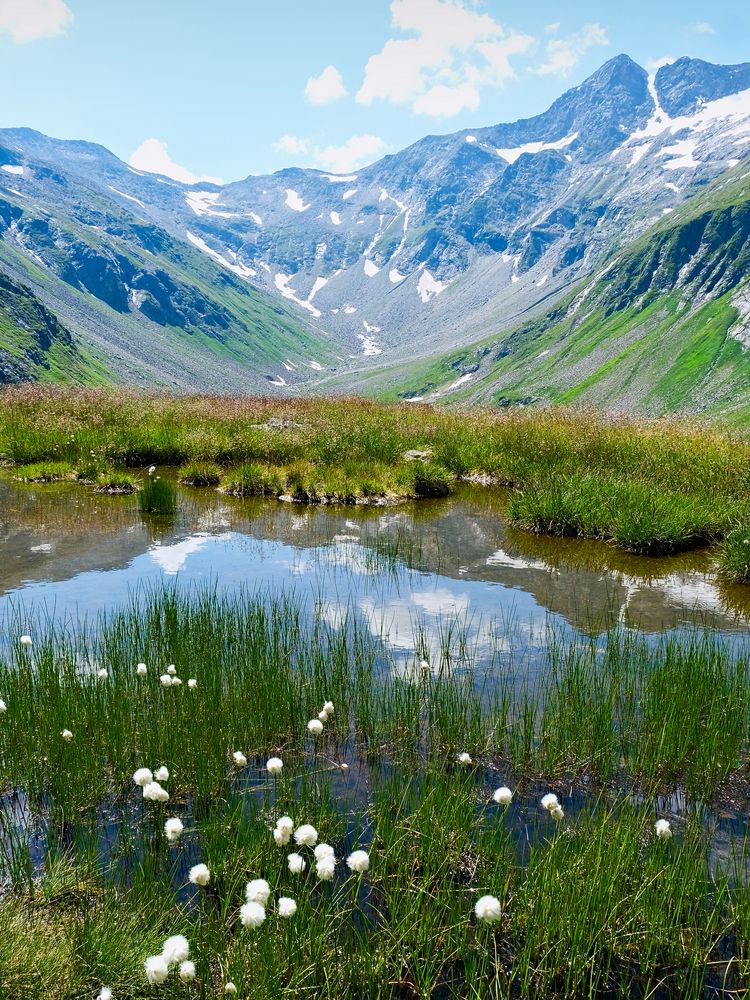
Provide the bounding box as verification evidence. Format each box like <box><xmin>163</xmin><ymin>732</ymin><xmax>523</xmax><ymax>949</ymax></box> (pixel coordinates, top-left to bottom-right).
<box><xmin>128</xmin><ymin>139</ymin><xmax>223</xmax><ymax>186</ymax></box>
<box><xmin>647</xmin><ymin>55</ymin><xmax>677</xmax><ymax>72</ymax></box>
<box><xmin>356</xmin><ymin>0</ymin><xmax>534</xmax><ymax>117</ymax></box>
<box><xmin>273</xmin><ymin>134</ymin><xmax>309</xmax><ymax>155</ymax></box>
<box><xmin>535</xmin><ymin>23</ymin><xmax>609</xmax><ymax>77</ymax></box>
<box><xmin>305</xmin><ymin>65</ymin><xmax>348</xmax><ymax>105</ymax></box>
<box><xmin>692</xmin><ymin>21</ymin><xmax>715</xmax><ymax>35</ymax></box>
<box><xmin>545</xmin><ymin>22</ymin><xmax>560</xmax><ymax>35</ymax></box>
<box><xmin>314</xmin><ymin>134</ymin><xmax>389</xmax><ymax>174</ymax></box>
<box><xmin>0</xmin><ymin>0</ymin><xmax>72</xmax><ymax>43</ymax></box>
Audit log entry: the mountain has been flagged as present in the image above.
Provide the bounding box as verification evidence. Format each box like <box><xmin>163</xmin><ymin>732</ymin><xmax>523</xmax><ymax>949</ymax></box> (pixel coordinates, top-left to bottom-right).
<box><xmin>1</xmin><ymin>54</ymin><xmax>750</xmax><ymax>409</ymax></box>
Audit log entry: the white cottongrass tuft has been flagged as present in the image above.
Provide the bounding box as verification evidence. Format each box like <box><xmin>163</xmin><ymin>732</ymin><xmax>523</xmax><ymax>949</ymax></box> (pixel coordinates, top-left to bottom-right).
<box><xmin>167</xmin><ymin>664</ymin><xmax>177</xmax><ymax>675</ymax></box>
<box><xmin>307</xmin><ymin>718</ymin><xmax>323</xmax><ymax>735</ymax></box>
<box><xmin>457</xmin><ymin>752</ymin><xmax>472</xmax><ymax>765</ymax></box>
<box><xmin>278</xmin><ymin>896</ymin><xmax>297</xmax><ymax>918</ymax></box>
<box><xmin>189</xmin><ymin>863</ymin><xmax>210</xmax><ymax>886</ymax></box>
<box><xmin>316</xmin><ymin>857</ymin><xmax>335</xmax><ymax>881</ymax></box>
<box><xmin>171</xmin><ymin>677</ymin><xmax>182</xmax><ymax>687</ymax></box>
<box><xmin>20</xmin><ymin>635</ymin><xmax>32</xmax><ymax>647</ymax></box>
<box><xmin>266</xmin><ymin>757</ymin><xmax>283</xmax><ymax>776</ymax></box>
<box><xmin>162</xmin><ymin>934</ymin><xmax>190</xmax><ymax>965</ymax></box>
<box><xmin>154</xmin><ymin>766</ymin><xmax>169</xmax><ymax>782</ymax></box>
<box><xmin>493</xmin><ymin>786</ymin><xmax>513</xmax><ymax>806</ymax></box>
<box><xmin>145</xmin><ymin>954</ymin><xmax>169</xmax><ymax>984</ymax></box>
<box><xmin>346</xmin><ymin>850</ymin><xmax>370</xmax><ymax>873</ymax></box>
<box><xmin>188</xmin><ymin>678</ymin><xmax>197</xmax><ymax>689</ymax></box>
<box><xmin>276</xmin><ymin>815</ymin><xmax>294</xmax><ymax>835</ymax></box>
<box><xmin>160</xmin><ymin>673</ymin><xmax>172</xmax><ymax>687</ymax></box>
<box><xmin>246</xmin><ymin>879</ymin><xmax>270</xmax><ymax>905</ymax></box>
<box><xmin>61</xmin><ymin>729</ymin><xmax>73</xmax><ymax>741</ymax></box>
<box><xmin>164</xmin><ymin>817</ymin><xmax>184</xmax><ymax>842</ymax></box>
<box><xmin>314</xmin><ymin>843</ymin><xmax>335</xmax><ymax>861</ymax></box>
<box><xmin>240</xmin><ymin>901</ymin><xmax>266</xmax><ymax>927</ymax></box>
<box><xmin>143</xmin><ymin>781</ymin><xmax>169</xmax><ymax>802</ymax></box>
<box><xmin>274</xmin><ymin>826</ymin><xmax>291</xmax><ymax>846</ymax></box>
<box><xmin>541</xmin><ymin>793</ymin><xmax>559</xmax><ymax>812</ymax></box>
<box><xmin>0</xmin><ymin>698</ymin><xmax>6</xmax><ymax>714</ymax></box>
<box><xmin>133</xmin><ymin>767</ymin><xmax>153</xmax><ymax>787</ymax></box>
<box><xmin>318</xmin><ymin>709</ymin><xmax>329</xmax><ymax>722</ymax></box>
<box><xmin>323</xmin><ymin>700</ymin><xmax>334</xmax><ymax>715</ymax></box>
<box><xmin>287</xmin><ymin>852</ymin><xmax>306</xmax><ymax>874</ymax></box>
<box><xmin>97</xmin><ymin>989</ymin><xmax>113</xmax><ymax>1000</ymax></box>
<box><xmin>655</xmin><ymin>818</ymin><xmax>672</xmax><ymax>840</ymax></box>
<box><xmin>179</xmin><ymin>960</ymin><xmax>196</xmax><ymax>982</ymax></box>
<box><xmin>232</xmin><ymin>751</ymin><xmax>247</xmax><ymax>767</ymax></box>
<box><xmin>136</xmin><ymin>663</ymin><xmax>147</xmax><ymax>676</ymax></box>
<box><xmin>224</xmin><ymin>985</ymin><xmax>237</xmax><ymax>996</ymax></box>
<box><xmin>97</xmin><ymin>668</ymin><xmax>108</xmax><ymax>679</ymax></box>
<box><xmin>550</xmin><ymin>805</ymin><xmax>565</xmax><ymax>821</ymax></box>
<box><xmin>294</xmin><ymin>823</ymin><xmax>318</xmax><ymax>847</ymax></box>
<box><xmin>148</xmin><ymin>465</ymin><xmax>156</xmax><ymax>475</ymax></box>
<box><xmin>475</xmin><ymin>894</ymin><xmax>503</xmax><ymax>923</ymax></box>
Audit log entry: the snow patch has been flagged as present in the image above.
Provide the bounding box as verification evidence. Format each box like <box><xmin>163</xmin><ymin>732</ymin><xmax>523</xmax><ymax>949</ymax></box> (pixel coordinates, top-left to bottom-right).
<box><xmin>321</xmin><ymin>173</ymin><xmax>358</xmax><ymax>182</ymax></box>
<box><xmin>108</xmin><ymin>185</ymin><xmax>145</xmax><ymax>208</ymax></box>
<box><xmin>362</xmin><ymin>320</ymin><xmax>381</xmax><ymax>334</ymax></box>
<box><xmin>364</xmin><ymin>258</ymin><xmax>380</xmax><ymax>277</ymax></box>
<box><xmin>446</xmin><ymin>373</ymin><xmax>473</xmax><ymax>391</ymax></box>
<box><xmin>185</xmin><ymin>231</ymin><xmax>256</xmax><ymax>278</ymax></box>
<box><xmin>285</xmin><ymin>188</ymin><xmax>310</xmax><ymax>212</ymax></box>
<box><xmin>308</xmin><ymin>276</ymin><xmax>329</xmax><ymax>302</ymax></box>
<box><xmin>1</xmin><ymin>164</ymin><xmax>23</xmax><ymax>175</ymax></box>
<box><xmin>267</xmin><ymin>375</ymin><xmax>287</xmax><ymax>387</ymax></box>
<box><xmin>249</xmin><ymin>211</ymin><xmax>263</xmax><ymax>225</ymax></box>
<box><xmin>465</xmin><ymin>135</ymin><xmax>477</xmax><ymax>144</ymax></box>
<box><xmin>330</xmin><ymin>211</ymin><xmax>342</xmax><ymax>225</ymax></box>
<box><xmin>664</xmin><ymin>182</ymin><xmax>680</xmax><ymax>193</ymax></box>
<box><xmin>357</xmin><ymin>333</ymin><xmax>382</xmax><ymax>356</ymax></box>
<box><xmin>342</xmin><ymin>188</ymin><xmax>357</xmax><ymax>200</ymax></box>
<box><xmin>495</xmin><ymin>131</ymin><xmax>578</xmax><ymax>164</ymax></box>
<box><xmin>404</xmin><ymin>396</ymin><xmax>424</xmax><ymax>402</ymax></box>
<box><xmin>308</xmin><ymin>360</ymin><xmax>323</xmax><ymax>370</ymax></box>
<box><xmin>274</xmin><ymin>273</ymin><xmax>322</xmax><ymax>317</ymax></box>
<box><xmin>389</xmin><ymin>268</ymin><xmax>406</xmax><ymax>283</ymax></box>
<box><xmin>417</xmin><ymin>269</ymin><xmax>445</xmax><ymax>303</ymax></box>
<box><xmin>343</xmin><ymin>304</ymin><xmax>357</xmax><ymax>314</ymax></box>
<box><xmin>536</xmin><ymin>274</ymin><xmax>549</xmax><ymax>287</ymax></box>
<box><xmin>659</xmin><ymin>138</ymin><xmax>699</xmax><ymax>170</ymax></box>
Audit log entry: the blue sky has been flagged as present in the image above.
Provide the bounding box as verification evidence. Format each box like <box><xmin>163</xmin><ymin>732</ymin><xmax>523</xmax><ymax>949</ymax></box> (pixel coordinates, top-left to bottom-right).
<box><xmin>1</xmin><ymin>0</ymin><xmax>748</xmax><ymax>184</ymax></box>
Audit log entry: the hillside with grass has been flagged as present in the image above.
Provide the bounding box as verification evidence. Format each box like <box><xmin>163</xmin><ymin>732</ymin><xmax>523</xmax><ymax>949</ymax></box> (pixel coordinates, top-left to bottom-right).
<box><xmin>370</xmin><ymin>157</ymin><xmax>750</xmax><ymax>420</ymax></box>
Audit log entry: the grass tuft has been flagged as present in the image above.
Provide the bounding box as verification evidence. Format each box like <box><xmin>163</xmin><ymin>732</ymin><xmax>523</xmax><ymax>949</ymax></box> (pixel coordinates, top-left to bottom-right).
<box><xmin>138</xmin><ymin>476</ymin><xmax>177</xmax><ymax>514</ymax></box>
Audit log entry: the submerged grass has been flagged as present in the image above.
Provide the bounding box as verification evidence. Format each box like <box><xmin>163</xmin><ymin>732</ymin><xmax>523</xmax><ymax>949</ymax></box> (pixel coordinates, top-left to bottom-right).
<box><xmin>138</xmin><ymin>477</ymin><xmax>177</xmax><ymax>514</ymax></box>
<box><xmin>1</xmin><ymin>588</ymin><xmax>749</xmax><ymax>996</ymax></box>
<box><xmin>1</xmin><ymin>387</ymin><xmax>749</xmax><ymax>560</ymax></box>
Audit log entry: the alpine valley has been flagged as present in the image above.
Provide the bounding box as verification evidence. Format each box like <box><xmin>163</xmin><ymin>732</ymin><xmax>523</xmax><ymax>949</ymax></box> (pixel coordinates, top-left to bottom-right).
<box><xmin>1</xmin><ymin>53</ymin><xmax>750</xmax><ymax>416</ymax></box>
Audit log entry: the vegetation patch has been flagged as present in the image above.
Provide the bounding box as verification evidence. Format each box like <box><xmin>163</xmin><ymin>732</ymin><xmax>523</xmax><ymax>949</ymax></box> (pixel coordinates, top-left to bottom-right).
<box><xmin>138</xmin><ymin>476</ymin><xmax>177</xmax><ymax>514</ymax></box>
<box><xmin>717</xmin><ymin>524</ymin><xmax>750</xmax><ymax>584</ymax></box>
<box><xmin>13</xmin><ymin>460</ymin><xmax>73</xmax><ymax>483</ymax></box>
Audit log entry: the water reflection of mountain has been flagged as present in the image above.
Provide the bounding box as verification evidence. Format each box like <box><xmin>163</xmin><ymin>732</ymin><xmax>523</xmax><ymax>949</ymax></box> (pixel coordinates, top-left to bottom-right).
<box><xmin>1</xmin><ymin>476</ymin><xmax>748</xmax><ymax>634</ymax></box>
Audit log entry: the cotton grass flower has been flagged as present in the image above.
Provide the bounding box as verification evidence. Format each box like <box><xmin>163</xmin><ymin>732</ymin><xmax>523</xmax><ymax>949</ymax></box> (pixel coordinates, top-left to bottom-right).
<box><xmin>155</xmin><ymin>766</ymin><xmax>169</xmax><ymax>782</ymax></box>
<box><xmin>240</xmin><ymin>901</ymin><xmax>266</xmax><ymax>927</ymax></box>
<box><xmin>61</xmin><ymin>729</ymin><xmax>73</xmax><ymax>741</ymax></box>
<box><xmin>179</xmin><ymin>960</ymin><xmax>196</xmax><ymax>983</ymax></box>
<box><xmin>145</xmin><ymin>954</ymin><xmax>169</xmax><ymax>984</ymax></box>
<box><xmin>323</xmin><ymin>700</ymin><xmax>334</xmax><ymax>715</ymax></box>
<box><xmin>97</xmin><ymin>989</ymin><xmax>113</xmax><ymax>1000</ymax></box>
<box><xmin>274</xmin><ymin>826</ymin><xmax>291</xmax><ymax>846</ymax></box>
<box><xmin>346</xmin><ymin>850</ymin><xmax>370</xmax><ymax>873</ymax></box>
<box><xmin>457</xmin><ymin>752</ymin><xmax>472</xmax><ymax>765</ymax></box>
<box><xmin>246</xmin><ymin>879</ymin><xmax>270</xmax><ymax>905</ymax></box>
<box><xmin>493</xmin><ymin>786</ymin><xmax>513</xmax><ymax>806</ymax></box>
<box><xmin>188</xmin><ymin>863</ymin><xmax>210</xmax><ymax>886</ymax></box>
<box><xmin>314</xmin><ymin>843</ymin><xmax>335</xmax><ymax>861</ymax></box>
<box><xmin>550</xmin><ymin>805</ymin><xmax>565</xmax><ymax>821</ymax></box>
<box><xmin>97</xmin><ymin>668</ymin><xmax>108</xmax><ymax>679</ymax></box>
<box><xmin>287</xmin><ymin>852</ymin><xmax>306</xmax><ymax>874</ymax></box>
<box><xmin>278</xmin><ymin>896</ymin><xmax>297</xmax><ymax>918</ymax></box>
<box><xmin>475</xmin><ymin>894</ymin><xmax>502</xmax><ymax>923</ymax></box>
<box><xmin>133</xmin><ymin>767</ymin><xmax>153</xmax><ymax>787</ymax></box>
<box><xmin>160</xmin><ymin>673</ymin><xmax>172</xmax><ymax>687</ymax></box>
<box><xmin>316</xmin><ymin>857</ymin><xmax>335</xmax><ymax>881</ymax></box>
<box><xmin>232</xmin><ymin>750</ymin><xmax>247</xmax><ymax>767</ymax></box>
<box><xmin>20</xmin><ymin>635</ymin><xmax>32</xmax><ymax>647</ymax></box>
<box><xmin>294</xmin><ymin>823</ymin><xmax>318</xmax><ymax>847</ymax></box>
<box><xmin>0</xmin><ymin>699</ymin><xmax>6</xmax><ymax>714</ymax></box>
<box><xmin>307</xmin><ymin>718</ymin><xmax>323</xmax><ymax>735</ymax></box>
<box><xmin>162</xmin><ymin>934</ymin><xmax>190</xmax><ymax>965</ymax></box>
<box><xmin>318</xmin><ymin>709</ymin><xmax>329</xmax><ymax>722</ymax></box>
<box><xmin>266</xmin><ymin>756</ymin><xmax>283</xmax><ymax>776</ymax></box>
<box><xmin>188</xmin><ymin>678</ymin><xmax>197</xmax><ymax>689</ymax></box>
<box><xmin>148</xmin><ymin>465</ymin><xmax>156</xmax><ymax>475</ymax></box>
<box><xmin>224</xmin><ymin>985</ymin><xmax>237</xmax><ymax>996</ymax></box>
<box><xmin>655</xmin><ymin>819</ymin><xmax>672</xmax><ymax>840</ymax></box>
<box><xmin>167</xmin><ymin>664</ymin><xmax>177</xmax><ymax>675</ymax></box>
<box><xmin>136</xmin><ymin>663</ymin><xmax>147</xmax><ymax>676</ymax></box>
<box><xmin>171</xmin><ymin>677</ymin><xmax>182</xmax><ymax>687</ymax></box>
<box><xmin>276</xmin><ymin>815</ymin><xmax>294</xmax><ymax>836</ymax></box>
<box><xmin>143</xmin><ymin>781</ymin><xmax>169</xmax><ymax>802</ymax></box>
<box><xmin>164</xmin><ymin>817</ymin><xmax>184</xmax><ymax>842</ymax></box>
<box><xmin>541</xmin><ymin>793</ymin><xmax>559</xmax><ymax>812</ymax></box>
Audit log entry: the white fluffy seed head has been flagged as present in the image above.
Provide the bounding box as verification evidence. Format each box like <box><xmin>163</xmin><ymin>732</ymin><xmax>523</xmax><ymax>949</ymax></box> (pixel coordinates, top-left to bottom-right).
<box><xmin>493</xmin><ymin>786</ymin><xmax>513</xmax><ymax>806</ymax></box>
<box><xmin>346</xmin><ymin>850</ymin><xmax>370</xmax><ymax>873</ymax></box>
<box><xmin>136</xmin><ymin>663</ymin><xmax>147</xmax><ymax>676</ymax></box>
<box><xmin>154</xmin><ymin>766</ymin><xmax>169</xmax><ymax>782</ymax></box>
<box><xmin>266</xmin><ymin>757</ymin><xmax>283</xmax><ymax>776</ymax></box>
<box><xmin>316</xmin><ymin>858</ymin><xmax>335</xmax><ymax>881</ymax></box>
<box><xmin>133</xmin><ymin>767</ymin><xmax>153</xmax><ymax>787</ymax></box>
<box><xmin>551</xmin><ymin>805</ymin><xmax>565</xmax><ymax>821</ymax></box>
<box><xmin>97</xmin><ymin>989</ymin><xmax>113</xmax><ymax>1000</ymax></box>
<box><xmin>655</xmin><ymin>819</ymin><xmax>672</xmax><ymax>840</ymax></box>
<box><xmin>475</xmin><ymin>894</ymin><xmax>502</xmax><ymax>923</ymax></box>
<box><xmin>273</xmin><ymin>827</ymin><xmax>291</xmax><ymax>846</ymax></box>
<box><xmin>164</xmin><ymin>817</ymin><xmax>184</xmax><ymax>842</ymax></box>
<box><xmin>20</xmin><ymin>635</ymin><xmax>32</xmax><ymax>647</ymax></box>
<box><xmin>145</xmin><ymin>954</ymin><xmax>169</xmax><ymax>984</ymax></box>
<box><xmin>278</xmin><ymin>896</ymin><xmax>297</xmax><ymax>918</ymax></box>
<box><xmin>61</xmin><ymin>729</ymin><xmax>73</xmax><ymax>741</ymax></box>
<box><xmin>0</xmin><ymin>699</ymin><xmax>7</xmax><ymax>714</ymax></box>
<box><xmin>318</xmin><ymin>710</ymin><xmax>329</xmax><ymax>722</ymax></box>
<box><xmin>314</xmin><ymin>843</ymin><xmax>335</xmax><ymax>861</ymax></box>
<box><xmin>307</xmin><ymin>718</ymin><xmax>323</xmax><ymax>735</ymax></box>
<box><xmin>276</xmin><ymin>815</ymin><xmax>294</xmax><ymax>835</ymax></box>
<box><xmin>171</xmin><ymin>677</ymin><xmax>182</xmax><ymax>687</ymax></box>
<box><xmin>457</xmin><ymin>752</ymin><xmax>472</xmax><ymax>765</ymax></box>
<box><xmin>224</xmin><ymin>985</ymin><xmax>237</xmax><ymax>996</ymax></box>
<box><xmin>287</xmin><ymin>852</ymin><xmax>306</xmax><ymax>874</ymax></box>
<box><xmin>189</xmin><ymin>863</ymin><xmax>210</xmax><ymax>886</ymax></box>
<box><xmin>179</xmin><ymin>960</ymin><xmax>196</xmax><ymax>982</ymax></box>
<box><xmin>232</xmin><ymin>751</ymin><xmax>247</xmax><ymax>767</ymax></box>
<box><xmin>167</xmin><ymin>664</ymin><xmax>177</xmax><ymax>675</ymax></box>
<box><xmin>162</xmin><ymin>934</ymin><xmax>190</xmax><ymax>965</ymax></box>
<box><xmin>323</xmin><ymin>700</ymin><xmax>334</xmax><ymax>715</ymax></box>
<box><xmin>97</xmin><ymin>668</ymin><xmax>108</xmax><ymax>679</ymax></box>
<box><xmin>159</xmin><ymin>674</ymin><xmax>172</xmax><ymax>687</ymax></box>
<box><xmin>240</xmin><ymin>901</ymin><xmax>266</xmax><ymax>928</ymax></box>
<box><xmin>245</xmin><ymin>879</ymin><xmax>270</xmax><ymax>905</ymax></box>
<box><xmin>294</xmin><ymin>823</ymin><xmax>318</xmax><ymax>847</ymax></box>
<box><xmin>142</xmin><ymin>781</ymin><xmax>169</xmax><ymax>802</ymax></box>
<box><xmin>188</xmin><ymin>678</ymin><xmax>197</xmax><ymax>689</ymax></box>
<box><xmin>541</xmin><ymin>793</ymin><xmax>559</xmax><ymax>812</ymax></box>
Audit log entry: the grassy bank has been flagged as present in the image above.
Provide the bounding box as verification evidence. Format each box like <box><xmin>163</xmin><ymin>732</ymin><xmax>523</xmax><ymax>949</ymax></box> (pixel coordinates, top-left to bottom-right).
<box><xmin>1</xmin><ymin>587</ymin><xmax>749</xmax><ymax>998</ymax></box>
<box><xmin>1</xmin><ymin>386</ymin><xmax>749</xmax><ymax>575</ymax></box>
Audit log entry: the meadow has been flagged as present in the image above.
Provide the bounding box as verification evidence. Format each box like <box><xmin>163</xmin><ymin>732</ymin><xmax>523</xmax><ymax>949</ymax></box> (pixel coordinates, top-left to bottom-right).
<box><xmin>1</xmin><ymin>386</ymin><xmax>749</xmax><ymax>579</ymax></box>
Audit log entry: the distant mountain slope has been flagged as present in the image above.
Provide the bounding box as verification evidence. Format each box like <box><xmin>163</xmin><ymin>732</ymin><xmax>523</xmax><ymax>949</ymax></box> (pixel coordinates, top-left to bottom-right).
<box><xmin>373</xmin><ymin>157</ymin><xmax>750</xmax><ymax>420</ymax></box>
